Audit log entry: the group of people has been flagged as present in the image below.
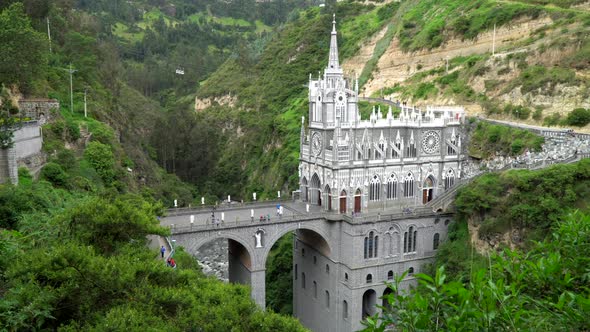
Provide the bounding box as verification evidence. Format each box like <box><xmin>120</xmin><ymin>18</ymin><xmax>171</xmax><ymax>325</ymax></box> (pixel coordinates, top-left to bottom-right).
<box><xmin>161</xmin><ymin>245</ymin><xmax>176</xmax><ymax>268</ymax></box>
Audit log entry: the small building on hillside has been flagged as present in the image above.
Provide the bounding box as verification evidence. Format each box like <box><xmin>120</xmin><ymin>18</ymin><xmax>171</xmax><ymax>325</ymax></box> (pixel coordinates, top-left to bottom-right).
<box><xmin>18</xmin><ymin>98</ymin><xmax>59</xmax><ymax>124</ymax></box>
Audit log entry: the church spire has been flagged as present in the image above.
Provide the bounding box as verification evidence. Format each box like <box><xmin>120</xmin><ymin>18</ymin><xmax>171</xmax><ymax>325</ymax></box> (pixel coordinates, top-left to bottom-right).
<box><xmin>328</xmin><ymin>14</ymin><xmax>340</xmax><ymax>70</ymax></box>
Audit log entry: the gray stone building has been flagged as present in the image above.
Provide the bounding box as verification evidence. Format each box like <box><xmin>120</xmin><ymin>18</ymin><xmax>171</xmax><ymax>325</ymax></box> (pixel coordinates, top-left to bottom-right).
<box><xmin>293</xmin><ymin>16</ymin><xmax>466</xmax><ymax>331</ymax></box>
<box><xmin>0</xmin><ymin>121</ymin><xmax>44</xmax><ymax>184</ymax></box>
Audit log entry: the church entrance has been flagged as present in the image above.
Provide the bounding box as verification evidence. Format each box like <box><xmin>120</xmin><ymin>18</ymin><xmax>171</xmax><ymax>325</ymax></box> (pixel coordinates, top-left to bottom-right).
<box><xmin>339</xmin><ymin>190</ymin><xmax>347</xmax><ymax>213</ymax></box>
<box><xmin>422</xmin><ymin>176</ymin><xmax>435</xmax><ymax>204</ymax></box>
<box><xmin>310</xmin><ymin>174</ymin><xmax>322</xmax><ymax>206</ymax></box>
<box><xmin>354</xmin><ymin>189</ymin><xmax>362</xmax><ymax>213</ymax></box>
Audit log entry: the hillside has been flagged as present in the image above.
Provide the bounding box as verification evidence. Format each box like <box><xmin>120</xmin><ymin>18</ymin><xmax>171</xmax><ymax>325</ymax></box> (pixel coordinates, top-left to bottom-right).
<box><xmin>343</xmin><ymin>0</ymin><xmax>590</xmax><ymax>129</ymax></box>
<box><xmin>187</xmin><ymin>0</ymin><xmax>590</xmax><ymax>198</ymax></box>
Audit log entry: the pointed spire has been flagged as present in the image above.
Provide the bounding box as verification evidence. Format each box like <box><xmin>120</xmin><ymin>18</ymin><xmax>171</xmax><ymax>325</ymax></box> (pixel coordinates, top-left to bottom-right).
<box><xmin>328</xmin><ymin>14</ymin><xmax>340</xmax><ymax>70</ymax></box>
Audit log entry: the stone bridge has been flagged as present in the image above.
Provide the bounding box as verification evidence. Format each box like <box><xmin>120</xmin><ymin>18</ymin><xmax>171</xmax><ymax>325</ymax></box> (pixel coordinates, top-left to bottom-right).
<box><xmin>162</xmin><ymin>201</ymin><xmax>445</xmax><ymax>311</ymax></box>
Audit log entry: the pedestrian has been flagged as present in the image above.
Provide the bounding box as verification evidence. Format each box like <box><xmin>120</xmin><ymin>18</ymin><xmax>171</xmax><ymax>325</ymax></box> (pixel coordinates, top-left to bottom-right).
<box><xmin>170</xmin><ymin>258</ymin><xmax>176</xmax><ymax>268</ymax></box>
<box><xmin>160</xmin><ymin>245</ymin><xmax>166</xmax><ymax>259</ymax></box>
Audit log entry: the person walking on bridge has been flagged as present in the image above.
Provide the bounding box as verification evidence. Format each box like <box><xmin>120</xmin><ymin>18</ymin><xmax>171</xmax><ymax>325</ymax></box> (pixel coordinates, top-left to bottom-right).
<box><xmin>160</xmin><ymin>245</ymin><xmax>166</xmax><ymax>259</ymax></box>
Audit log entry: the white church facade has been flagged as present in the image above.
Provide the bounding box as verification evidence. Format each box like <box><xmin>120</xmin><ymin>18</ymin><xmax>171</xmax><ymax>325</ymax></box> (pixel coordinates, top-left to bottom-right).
<box><xmin>298</xmin><ymin>16</ymin><xmax>466</xmax><ymax>213</ymax></box>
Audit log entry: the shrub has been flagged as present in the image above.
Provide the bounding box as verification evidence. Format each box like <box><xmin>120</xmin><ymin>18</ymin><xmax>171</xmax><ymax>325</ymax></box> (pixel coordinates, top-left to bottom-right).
<box><xmin>543</xmin><ymin>113</ymin><xmax>562</xmax><ymax>126</ymax></box>
<box><xmin>532</xmin><ymin>108</ymin><xmax>543</xmax><ymax>121</ymax></box>
<box><xmin>51</xmin><ymin>120</ymin><xmax>65</xmax><ymax>136</ymax></box>
<box><xmin>67</xmin><ymin>121</ymin><xmax>81</xmax><ymax>141</ymax></box>
<box><xmin>41</xmin><ymin>162</ymin><xmax>69</xmax><ymax>187</ymax></box>
<box><xmin>564</xmin><ymin>108</ymin><xmax>590</xmax><ymax>127</ymax></box>
<box><xmin>511</xmin><ymin>139</ymin><xmax>524</xmax><ymax>154</ymax></box>
<box><xmin>55</xmin><ymin>149</ymin><xmax>77</xmax><ymax>170</ymax></box>
<box><xmin>84</xmin><ymin>142</ymin><xmax>116</xmax><ymax>184</ymax></box>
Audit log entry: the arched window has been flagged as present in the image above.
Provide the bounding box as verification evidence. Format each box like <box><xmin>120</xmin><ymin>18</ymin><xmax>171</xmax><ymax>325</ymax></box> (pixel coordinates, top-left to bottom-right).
<box><xmin>302</xmin><ymin>273</ymin><xmax>306</xmax><ymax>288</ymax></box>
<box><xmin>403</xmin><ymin>172</ymin><xmax>415</xmax><ymax>197</ymax></box>
<box><xmin>364</xmin><ymin>231</ymin><xmax>378</xmax><ymax>258</ymax></box>
<box><xmin>445</xmin><ymin>219</ymin><xmax>451</xmax><ymax>226</ymax></box>
<box><xmin>343</xmin><ymin>300</ymin><xmax>348</xmax><ymax>319</ymax></box>
<box><xmin>325</xmin><ymin>291</ymin><xmax>330</xmax><ymax>308</ymax></box>
<box><xmin>404</xmin><ymin>226</ymin><xmax>417</xmax><ymax>253</ymax></box>
<box><xmin>433</xmin><ymin>233</ymin><xmax>440</xmax><ymax>250</ymax></box>
<box><xmin>386</xmin><ymin>173</ymin><xmax>398</xmax><ymax>200</ymax></box>
<box><xmin>295</xmin><ymin>264</ymin><xmax>298</xmax><ymax>279</ymax></box>
<box><xmin>387</xmin><ymin>270</ymin><xmax>394</xmax><ymax>280</ymax></box>
<box><xmin>445</xmin><ymin>169</ymin><xmax>455</xmax><ymax>189</ymax></box>
<box><xmin>369</xmin><ymin>175</ymin><xmax>381</xmax><ymax>201</ymax></box>
<box><xmin>408</xmin><ymin>267</ymin><xmax>414</xmax><ymax>275</ymax></box>
<box><xmin>313</xmin><ymin>281</ymin><xmax>317</xmax><ymax>298</ymax></box>
<box><xmin>366</xmin><ymin>274</ymin><xmax>373</xmax><ymax>283</ymax></box>
<box><xmin>326</xmin><ymin>264</ymin><xmax>330</xmax><ymax>274</ymax></box>
<box><xmin>344</xmin><ymin>273</ymin><xmax>348</xmax><ymax>282</ymax></box>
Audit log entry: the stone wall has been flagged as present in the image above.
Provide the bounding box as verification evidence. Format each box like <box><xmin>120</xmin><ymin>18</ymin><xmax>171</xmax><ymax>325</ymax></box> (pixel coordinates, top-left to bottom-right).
<box><xmin>0</xmin><ymin>121</ymin><xmax>44</xmax><ymax>185</ymax></box>
<box><xmin>18</xmin><ymin>99</ymin><xmax>59</xmax><ymax>124</ymax></box>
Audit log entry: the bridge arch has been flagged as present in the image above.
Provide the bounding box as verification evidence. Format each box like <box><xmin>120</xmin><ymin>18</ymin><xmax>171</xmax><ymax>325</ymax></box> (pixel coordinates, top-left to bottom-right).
<box><xmin>261</xmin><ymin>222</ymin><xmax>333</xmax><ymax>267</ymax></box>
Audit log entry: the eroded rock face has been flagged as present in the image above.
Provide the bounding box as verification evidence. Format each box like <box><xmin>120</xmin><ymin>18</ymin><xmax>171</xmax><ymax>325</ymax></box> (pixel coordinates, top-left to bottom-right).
<box><xmin>194</xmin><ymin>239</ymin><xmax>229</xmax><ymax>282</ymax></box>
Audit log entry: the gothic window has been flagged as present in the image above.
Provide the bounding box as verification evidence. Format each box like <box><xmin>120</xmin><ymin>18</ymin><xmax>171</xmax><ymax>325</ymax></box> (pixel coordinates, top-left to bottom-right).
<box><xmin>392</xmin><ymin>142</ymin><xmax>401</xmax><ymax>158</ymax></box>
<box><xmin>302</xmin><ymin>248</ymin><xmax>305</xmax><ymax>257</ymax></box>
<box><xmin>386</xmin><ymin>173</ymin><xmax>398</xmax><ymax>200</ymax></box>
<box><xmin>313</xmin><ymin>256</ymin><xmax>317</xmax><ymax>265</ymax></box>
<box><xmin>344</xmin><ymin>273</ymin><xmax>348</xmax><ymax>282</ymax></box>
<box><xmin>378</xmin><ymin>143</ymin><xmax>385</xmax><ymax>159</ymax></box>
<box><xmin>408</xmin><ymin>267</ymin><xmax>414</xmax><ymax>275</ymax></box>
<box><xmin>302</xmin><ymin>273</ymin><xmax>306</xmax><ymax>288</ymax></box>
<box><xmin>366</xmin><ymin>274</ymin><xmax>373</xmax><ymax>283</ymax></box>
<box><xmin>326</xmin><ymin>264</ymin><xmax>330</xmax><ymax>274</ymax></box>
<box><xmin>369</xmin><ymin>175</ymin><xmax>381</xmax><ymax>201</ymax></box>
<box><xmin>295</xmin><ymin>264</ymin><xmax>298</xmax><ymax>279</ymax></box>
<box><xmin>405</xmin><ymin>143</ymin><xmax>417</xmax><ymax>158</ymax></box>
<box><xmin>313</xmin><ymin>281</ymin><xmax>317</xmax><ymax>298</ymax></box>
<box><xmin>364</xmin><ymin>231</ymin><xmax>378</xmax><ymax>258</ymax></box>
<box><xmin>387</xmin><ymin>270</ymin><xmax>394</xmax><ymax>280</ymax></box>
<box><xmin>445</xmin><ymin>219</ymin><xmax>451</xmax><ymax>226</ymax></box>
<box><xmin>433</xmin><ymin>233</ymin><xmax>440</xmax><ymax>250</ymax></box>
<box><xmin>325</xmin><ymin>291</ymin><xmax>330</xmax><ymax>308</ymax></box>
<box><xmin>403</xmin><ymin>226</ymin><xmax>417</xmax><ymax>253</ymax></box>
<box><xmin>343</xmin><ymin>300</ymin><xmax>348</xmax><ymax>319</ymax></box>
<box><xmin>448</xmin><ymin>144</ymin><xmax>456</xmax><ymax>155</ymax></box>
<box><xmin>403</xmin><ymin>172</ymin><xmax>415</xmax><ymax>198</ymax></box>
<box><xmin>445</xmin><ymin>169</ymin><xmax>455</xmax><ymax>189</ymax></box>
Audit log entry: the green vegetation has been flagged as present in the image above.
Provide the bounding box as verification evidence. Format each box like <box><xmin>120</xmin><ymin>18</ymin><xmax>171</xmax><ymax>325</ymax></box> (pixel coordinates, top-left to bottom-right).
<box><xmin>564</xmin><ymin>108</ymin><xmax>590</xmax><ymax>127</ymax></box>
<box><xmin>0</xmin><ymin>3</ymin><xmax>47</xmax><ymax>93</ymax></box>
<box><xmin>508</xmin><ymin>65</ymin><xmax>578</xmax><ymax>95</ymax></box>
<box><xmin>0</xmin><ymin>181</ymin><xmax>305</xmax><ymax>330</ymax></box>
<box><xmin>266</xmin><ymin>234</ymin><xmax>294</xmax><ymax>315</ymax></box>
<box><xmin>364</xmin><ymin>160</ymin><xmax>590</xmax><ymax>331</ymax></box>
<box><xmin>468</xmin><ymin>121</ymin><xmax>544</xmax><ymax>159</ymax></box>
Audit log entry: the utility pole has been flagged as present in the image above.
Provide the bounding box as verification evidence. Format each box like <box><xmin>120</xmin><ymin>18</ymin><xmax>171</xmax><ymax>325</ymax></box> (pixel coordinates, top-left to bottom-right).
<box><xmin>492</xmin><ymin>23</ymin><xmax>496</xmax><ymax>56</ymax></box>
<box><xmin>84</xmin><ymin>88</ymin><xmax>88</xmax><ymax>118</ymax></box>
<box><xmin>62</xmin><ymin>64</ymin><xmax>78</xmax><ymax>113</ymax></box>
<box><xmin>46</xmin><ymin>17</ymin><xmax>52</xmax><ymax>53</ymax></box>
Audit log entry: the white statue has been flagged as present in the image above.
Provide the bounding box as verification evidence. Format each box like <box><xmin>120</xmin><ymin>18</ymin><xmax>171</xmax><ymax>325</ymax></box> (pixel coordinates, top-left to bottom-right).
<box><xmin>254</xmin><ymin>231</ymin><xmax>263</xmax><ymax>248</ymax></box>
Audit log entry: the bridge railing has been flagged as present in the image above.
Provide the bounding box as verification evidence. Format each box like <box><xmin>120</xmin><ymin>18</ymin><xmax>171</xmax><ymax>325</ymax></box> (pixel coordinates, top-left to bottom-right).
<box><xmin>165</xmin><ymin>198</ymin><xmax>292</xmax><ymax>217</ymax></box>
<box><xmin>167</xmin><ymin>205</ymin><xmax>453</xmax><ymax>234</ymax></box>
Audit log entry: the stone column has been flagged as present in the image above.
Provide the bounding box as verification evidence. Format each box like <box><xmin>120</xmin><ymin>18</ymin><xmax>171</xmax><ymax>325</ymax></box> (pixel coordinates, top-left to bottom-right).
<box><xmin>250</xmin><ymin>269</ymin><xmax>266</xmax><ymax>309</ymax></box>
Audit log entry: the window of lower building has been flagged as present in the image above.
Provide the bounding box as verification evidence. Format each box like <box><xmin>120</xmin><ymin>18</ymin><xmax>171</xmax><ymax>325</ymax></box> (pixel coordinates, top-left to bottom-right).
<box><xmin>366</xmin><ymin>274</ymin><xmax>373</xmax><ymax>283</ymax></box>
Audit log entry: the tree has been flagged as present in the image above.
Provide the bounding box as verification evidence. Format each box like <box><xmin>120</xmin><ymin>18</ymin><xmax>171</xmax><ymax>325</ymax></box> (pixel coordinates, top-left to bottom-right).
<box><xmin>0</xmin><ymin>86</ymin><xmax>19</xmax><ymax>149</ymax></box>
<box><xmin>0</xmin><ymin>3</ymin><xmax>47</xmax><ymax>93</ymax></box>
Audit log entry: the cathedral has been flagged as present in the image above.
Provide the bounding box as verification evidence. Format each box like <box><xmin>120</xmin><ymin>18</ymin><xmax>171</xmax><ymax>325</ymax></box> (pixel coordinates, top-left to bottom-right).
<box><xmin>299</xmin><ymin>15</ymin><xmax>466</xmax><ymax>212</ymax></box>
